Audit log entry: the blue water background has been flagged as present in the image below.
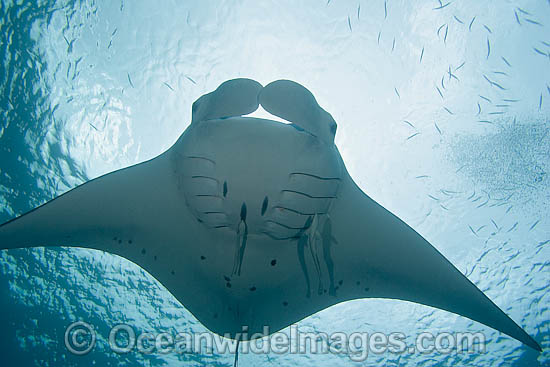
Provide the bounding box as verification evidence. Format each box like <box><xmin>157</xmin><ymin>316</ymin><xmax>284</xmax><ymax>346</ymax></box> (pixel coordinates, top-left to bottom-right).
<box><xmin>0</xmin><ymin>0</ymin><xmax>548</xmax><ymax>365</ymax></box>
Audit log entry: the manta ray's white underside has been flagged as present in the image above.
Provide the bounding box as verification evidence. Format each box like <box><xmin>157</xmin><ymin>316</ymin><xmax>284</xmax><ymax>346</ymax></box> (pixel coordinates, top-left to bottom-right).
<box><xmin>0</xmin><ymin>78</ymin><xmax>541</xmax><ymax>352</ymax></box>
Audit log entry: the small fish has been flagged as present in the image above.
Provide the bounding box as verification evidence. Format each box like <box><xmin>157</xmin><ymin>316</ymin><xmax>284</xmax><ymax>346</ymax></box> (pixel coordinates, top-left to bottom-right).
<box><xmin>436</xmin><ymin>86</ymin><xmax>444</xmax><ymax>98</ymax></box>
<box><xmin>428</xmin><ymin>194</ymin><xmax>439</xmax><ymax>201</ymax></box>
<box><xmin>541</xmin><ymin>41</ymin><xmax>550</xmax><ymax>47</ymax></box>
<box><xmin>540</xmin><ymin>94</ymin><xmax>543</xmax><ymax>110</ymax></box>
<box><xmin>524</xmin><ymin>18</ymin><xmax>542</xmax><ymax>26</ymax></box>
<box><xmin>89</xmin><ymin>123</ymin><xmax>98</xmax><ymax>131</ymax></box>
<box><xmin>490</xmin><ymin>219</ymin><xmax>499</xmax><ymax>230</ymax></box>
<box><xmin>467</xmin><ymin>191</ymin><xmax>475</xmax><ymax>200</ymax></box>
<box><xmin>357</xmin><ymin>4</ymin><xmax>361</xmax><ymax>20</ymax></box>
<box><xmin>502</xmin><ymin>98</ymin><xmax>519</xmax><ymax>102</ymax></box>
<box><xmin>416</xmin><ymin>175</ymin><xmax>430</xmax><ymax>179</ymax></box>
<box><xmin>489</xmin><ymin>111</ymin><xmax>504</xmax><ymax>115</ymax></box>
<box><xmin>476</xmin><ymin>225</ymin><xmax>487</xmax><ymax>232</ymax></box>
<box><xmin>534</xmin><ymin>47</ymin><xmax>548</xmax><ymax>56</ymax></box>
<box><xmin>495</xmin><ymin>104</ymin><xmax>510</xmax><ymax>108</ymax></box>
<box><xmin>348</xmin><ymin>16</ymin><xmax>352</xmax><ymax>32</ymax></box>
<box><xmin>539</xmin><ymin>239</ymin><xmax>550</xmax><ymax>246</ymax></box>
<box><xmin>493</xmin><ymin>71</ymin><xmax>508</xmax><ymax>76</ymax></box>
<box><xmin>384</xmin><ymin>1</ymin><xmax>387</xmax><ymax>19</ymax></box>
<box><xmin>443</xmin><ymin>106</ymin><xmax>454</xmax><ymax>115</ymax></box>
<box><xmin>403</xmin><ymin>120</ymin><xmax>415</xmax><ymax>128</ymax></box>
<box><xmin>476</xmin><ymin>102</ymin><xmax>481</xmax><ymax>115</ymax></box>
<box><xmin>163</xmin><ymin>82</ymin><xmax>174</xmax><ymax>91</ymax></box>
<box><xmin>477</xmin><ymin>199</ymin><xmax>489</xmax><ymax>208</ymax></box>
<box><xmin>469</xmin><ymin>16</ymin><xmax>476</xmax><ymax>31</ymax></box>
<box><xmin>548</xmin><ymin>85</ymin><xmax>550</xmax><ymax>95</ymax></box>
<box><xmin>435</xmin><ymin>122</ymin><xmax>442</xmax><ymax>134</ymax></box>
<box><xmin>406</xmin><ymin>132</ymin><xmax>420</xmax><ymax>140</ymax></box>
<box><xmin>433</xmin><ymin>2</ymin><xmax>451</xmax><ymax>10</ymax></box>
<box><xmin>501</xmin><ymin>56</ymin><xmax>511</xmax><ymax>67</ymax></box>
<box><xmin>392</xmin><ymin>38</ymin><xmax>395</xmax><ymax>52</ymax></box>
<box><xmin>127</xmin><ymin>73</ymin><xmax>134</xmax><ymax>88</ymax></box>
<box><xmin>483</xmin><ymin>24</ymin><xmax>492</xmax><ymax>33</ymax></box>
<box><xmin>507</xmin><ymin>222</ymin><xmax>518</xmax><ymax>233</ymax></box>
<box><xmin>478</xmin><ymin>120</ymin><xmax>493</xmax><ymax>124</ymax></box>
<box><xmin>455</xmin><ymin>61</ymin><xmax>465</xmax><ymax>71</ymax></box>
<box><xmin>454</xmin><ymin>15</ymin><xmax>463</xmax><ymax>24</ymax></box>
<box><xmin>514</xmin><ymin>10</ymin><xmax>521</xmax><ymax>25</ymax></box>
<box><xmin>491</xmin><ymin>81</ymin><xmax>506</xmax><ymax>90</ymax></box>
<box><xmin>377</xmin><ymin>31</ymin><xmax>381</xmax><ymax>44</ymax></box>
<box><xmin>441</xmin><ymin>189</ymin><xmax>460</xmax><ymax>195</ymax></box>
<box><xmin>529</xmin><ymin>220</ymin><xmax>540</xmax><ymax>231</ymax></box>
<box><xmin>506</xmin><ymin>205</ymin><xmax>513</xmax><ymax>213</ymax></box>
<box><xmin>516</xmin><ymin>7</ymin><xmax>530</xmax><ymax>15</ymax></box>
<box><xmin>468</xmin><ymin>225</ymin><xmax>477</xmax><ymax>236</ymax></box>
<box><xmin>75</xmin><ymin>56</ymin><xmax>83</xmax><ymax>70</ymax></box>
<box><xmin>440</xmin><ymin>204</ymin><xmax>449</xmax><ymax>211</ymax></box>
<box><xmin>441</xmin><ymin>75</ymin><xmax>446</xmax><ymax>90</ymax></box>
<box><xmin>186</xmin><ymin>76</ymin><xmax>196</xmax><ymax>84</ymax></box>
<box><xmin>420</xmin><ymin>47</ymin><xmax>424</xmax><ymax>63</ymax></box>
<box><xmin>112</xmin><ymin>28</ymin><xmax>118</xmax><ymax>36</ymax></box>
<box><xmin>444</xmin><ymin>25</ymin><xmax>448</xmax><ymax>43</ymax></box>
<box><xmin>394</xmin><ymin>87</ymin><xmax>400</xmax><ymax>98</ymax></box>
<box><xmin>437</xmin><ymin>23</ymin><xmax>447</xmax><ymax>36</ymax></box>
<box><xmin>486</xmin><ymin>38</ymin><xmax>491</xmax><ymax>59</ymax></box>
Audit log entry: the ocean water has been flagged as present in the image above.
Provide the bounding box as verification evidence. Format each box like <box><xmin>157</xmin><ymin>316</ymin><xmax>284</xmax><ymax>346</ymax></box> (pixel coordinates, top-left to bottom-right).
<box><xmin>0</xmin><ymin>0</ymin><xmax>548</xmax><ymax>366</ymax></box>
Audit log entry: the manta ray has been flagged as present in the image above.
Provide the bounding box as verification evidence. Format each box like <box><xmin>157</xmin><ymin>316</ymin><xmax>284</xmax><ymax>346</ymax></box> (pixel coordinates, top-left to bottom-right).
<box><xmin>0</xmin><ymin>78</ymin><xmax>541</xmax><ymax>354</ymax></box>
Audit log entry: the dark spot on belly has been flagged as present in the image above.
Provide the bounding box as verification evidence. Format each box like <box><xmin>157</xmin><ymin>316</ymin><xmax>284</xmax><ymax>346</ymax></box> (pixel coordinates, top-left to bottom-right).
<box><xmin>154</xmin><ymin>255</ymin><xmax>157</xmax><ymax>261</ymax></box>
<box><xmin>282</xmin><ymin>301</ymin><xmax>288</xmax><ymax>306</ymax></box>
<box><xmin>356</xmin><ymin>281</ymin><xmax>360</xmax><ymax>285</ymax></box>
<box><xmin>113</xmin><ymin>237</ymin><xmax>117</xmax><ymax>241</ymax></box>
<box><xmin>128</xmin><ymin>240</ymin><xmax>132</xmax><ymax>244</ymax></box>
<box><xmin>271</xmin><ymin>259</ymin><xmax>277</xmax><ymax>266</ymax></box>
<box><xmin>223</xmin><ymin>181</ymin><xmax>228</xmax><ymax>197</ymax></box>
<box><xmin>141</xmin><ymin>248</ymin><xmax>146</xmax><ymax>255</ymax></box>
<box><xmin>338</xmin><ymin>280</ymin><xmax>343</xmax><ymax>286</ymax></box>
<box><xmin>118</xmin><ymin>240</ymin><xmax>122</xmax><ymax>244</ymax></box>
<box><xmin>249</xmin><ymin>286</ymin><xmax>256</xmax><ymax>291</ymax></box>
<box><xmin>214</xmin><ymin>313</ymin><xmax>218</xmax><ymax>319</ymax></box>
<box><xmin>171</xmin><ymin>270</ymin><xmax>175</xmax><ymax>275</ymax></box>
<box><xmin>261</xmin><ymin>196</ymin><xmax>269</xmax><ymax>215</ymax></box>
<box><xmin>201</xmin><ymin>255</ymin><xmax>206</xmax><ymax>260</ymax></box>
<box><xmin>364</xmin><ymin>287</ymin><xmax>370</xmax><ymax>292</ymax></box>
<box><xmin>224</xmin><ymin>276</ymin><xmax>230</xmax><ymax>282</ymax></box>
<box><xmin>226</xmin><ymin>282</ymin><xmax>232</xmax><ymax>288</ymax></box>
<box><xmin>240</xmin><ymin>202</ymin><xmax>247</xmax><ymax>221</ymax></box>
